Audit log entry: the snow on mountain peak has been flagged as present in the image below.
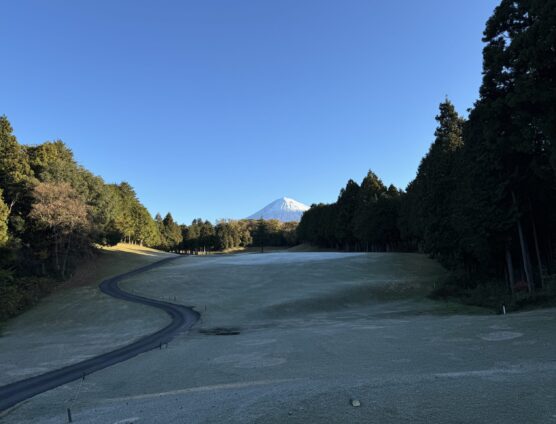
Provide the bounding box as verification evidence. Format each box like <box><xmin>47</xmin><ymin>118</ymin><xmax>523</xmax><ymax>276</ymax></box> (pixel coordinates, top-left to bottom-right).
<box><xmin>247</xmin><ymin>197</ymin><xmax>310</xmax><ymax>222</ymax></box>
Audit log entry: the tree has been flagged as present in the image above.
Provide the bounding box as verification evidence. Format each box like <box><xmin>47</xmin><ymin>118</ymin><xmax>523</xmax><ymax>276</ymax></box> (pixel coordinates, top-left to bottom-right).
<box><xmin>132</xmin><ymin>205</ymin><xmax>160</xmax><ymax>246</ymax></box>
<box><xmin>29</xmin><ymin>182</ymin><xmax>90</xmax><ymax>278</ymax></box>
<box><xmin>162</xmin><ymin>213</ymin><xmax>182</xmax><ymax>251</ymax></box>
<box><xmin>0</xmin><ymin>116</ymin><xmax>35</xmax><ymax>230</ymax></box>
<box><xmin>366</xmin><ymin>187</ymin><xmax>402</xmax><ymax>252</ymax></box>
<box><xmin>185</xmin><ymin>219</ymin><xmax>202</xmax><ymax>252</ymax></box>
<box><xmin>281</xmin><ymin>221</ymin><xmax>298</xmax><ymax>246</ymax></box>
<box><xmin>352</xmin><ymin>170</ymin><xmax>387</xmax><ymax>250</ymax></box>
<box><xmin>254</xmin><ymin>218</ymin><xmax>267</xmax><ymax>253</ymax></box>
<box><xmin>199</xmin><ymin>220</ymin><xmax>215</xmax><ymax>251</ymax></box>
<box><xmin>0</xmin><ymin>189</ymin><xmax>9</xmax><ymax>246</ymax></box>
<box><xmin>404</xmin><ymin>100</ymin><xmax>464</xmax><ymax>263</ymax></box>
<box><xmin>334</xmin><ymin>179</ymin><xmax>360</xmax><ymax>250</ymax></box>
<box><xmin>297</xmin><ymin>203</ymin><xmax>338</xmax><ymax>247</ymax></box>
<box><xmin>450</xmin><ymin>0</ymin><xmax>556</xmax><ymax>288</ymax></box>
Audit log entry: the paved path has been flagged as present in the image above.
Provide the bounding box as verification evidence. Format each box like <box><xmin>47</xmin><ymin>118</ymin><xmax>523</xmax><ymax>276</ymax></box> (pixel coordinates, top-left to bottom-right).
<box><xmin>0</xmin><ymin>257</ymin><xmax>199</xmax><ymax>412</ymax></box>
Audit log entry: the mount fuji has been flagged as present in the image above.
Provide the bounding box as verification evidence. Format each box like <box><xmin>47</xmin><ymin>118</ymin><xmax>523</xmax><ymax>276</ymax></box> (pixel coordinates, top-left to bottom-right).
<box><xmin>247</xmin><ymin>197</ymin><xmax>310</xmax><ymax>222</ymax></box>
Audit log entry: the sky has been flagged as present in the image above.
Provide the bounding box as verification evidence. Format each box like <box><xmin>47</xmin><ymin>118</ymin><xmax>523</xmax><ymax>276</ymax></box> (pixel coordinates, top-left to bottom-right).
<box><xmin>1</xmin><ymin>0</ymin><xmax>500</xmax><ymax>224</ymax></box>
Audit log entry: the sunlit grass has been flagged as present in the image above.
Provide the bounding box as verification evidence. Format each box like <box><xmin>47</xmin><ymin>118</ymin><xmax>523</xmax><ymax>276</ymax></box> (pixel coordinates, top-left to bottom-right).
<box><xmin>64</xmin><ymin>243</ymin><xmax>175</xmax><ymax>288</ymax></box>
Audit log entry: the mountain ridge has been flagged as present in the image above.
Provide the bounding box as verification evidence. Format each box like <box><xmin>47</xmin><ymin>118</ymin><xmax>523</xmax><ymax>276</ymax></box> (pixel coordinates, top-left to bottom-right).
<box><xmin>247</xmin><ymin>197</ymin><xmax>309</xmax><ymax>222</ymax></box>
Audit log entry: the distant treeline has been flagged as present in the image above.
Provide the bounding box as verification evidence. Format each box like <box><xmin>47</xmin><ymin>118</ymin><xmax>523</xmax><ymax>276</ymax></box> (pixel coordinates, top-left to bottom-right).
<box><xmin>298</xmin><ymin>0</ymin><xmax>556</xmax><ymax>294</ymax></box>
<box><xmin>179</xmin><ymin>218</ymin><xmax>297</xmax><ymax>253</ymax></box>
<box><xmin>154</xmin><ymin>214</ymin><xmax>298</xmax><ymax>253</ymax></box>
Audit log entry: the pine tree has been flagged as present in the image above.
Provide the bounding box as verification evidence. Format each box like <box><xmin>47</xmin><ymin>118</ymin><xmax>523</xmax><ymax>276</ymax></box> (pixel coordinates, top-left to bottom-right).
<box><xmin>334</xmin><ymin>179</ymin><xmax>360</xmax><ymax>250</ymax></box>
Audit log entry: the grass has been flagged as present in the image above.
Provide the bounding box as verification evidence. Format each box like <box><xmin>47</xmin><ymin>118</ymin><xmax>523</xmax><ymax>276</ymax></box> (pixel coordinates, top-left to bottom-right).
<box><xmin>195</xmin><ymin>246</ymin><xmax>290</xmax><ymax>255</ymax></box>
<box><xmin>61</xmin><ymin>243</ymin><xmax>175</xmax><ymax>288</ymax></box>
<box><xmin>429</xmin><ymin>274</ymin><xmax>556</xmax><ymax>313</ymax></box>
<box><xmin>287</xmin><ymin>243</ymin><xmax>338</xmax><ymax>252</ymax></box>
<box><xmin>1</xmin><ymin>243</ymin><xmax>174</xmax><ymax>328</ymax></box>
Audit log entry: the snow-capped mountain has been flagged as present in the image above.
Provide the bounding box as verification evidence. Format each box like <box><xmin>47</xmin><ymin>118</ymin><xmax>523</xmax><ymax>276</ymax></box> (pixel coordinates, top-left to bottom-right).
<box><xmin>247</xmin><ymin>197</ymin><xmax>310</xmax><ymax>222</ymax></box>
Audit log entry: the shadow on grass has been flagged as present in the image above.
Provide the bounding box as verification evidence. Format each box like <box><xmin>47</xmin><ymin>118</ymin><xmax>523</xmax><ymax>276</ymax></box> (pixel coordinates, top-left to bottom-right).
<box><xmin>430</xmin><ymin>275</ymin><xmax>556</xmax><ymax>314</ymax></box>
<box><xmin>258</xmin><ymin>279</ymin><xmax>489</xmax><ymax>319</ymax></box>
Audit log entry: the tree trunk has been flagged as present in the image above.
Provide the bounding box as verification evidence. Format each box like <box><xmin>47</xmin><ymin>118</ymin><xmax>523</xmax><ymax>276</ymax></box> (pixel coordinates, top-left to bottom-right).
<box><xmin>547</xmin><ymin>237</ymin><xmax>554</xmax><ymax>275</ymax></box>
<box><xmin>530</xmin><ymin>213</ymin><xmax>544</xmax><ymax>289</ymax></box>
<box><xmin>516</xmin><ymin>220</ymin><xmax>534</xmax><ymax>293</ymax></box>
<box><xmin>54</xmin><ymin>232</ymin><xmax>60</xmax><ymax>273</ymax></box>
<box><xmin>61</xmin><ymin>235</ymin><xmax>71</xmax><ymax>280</ymax></box>
<box><xmin>513</xmin><ymin>191</ymin><xmax>534</xmax><ymax>293</ymax></box>
<box><xmin>505</xmin><ymin>245</ymin><xmax>515</xmax><ymax>295</ymax></box>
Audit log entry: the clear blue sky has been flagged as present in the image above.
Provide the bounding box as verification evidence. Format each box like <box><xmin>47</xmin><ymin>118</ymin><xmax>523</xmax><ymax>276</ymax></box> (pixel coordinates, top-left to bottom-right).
<box><xmin>1</xmin><ymin>0</ymin><xmax>499</xmax><ymax>224</ymax></box>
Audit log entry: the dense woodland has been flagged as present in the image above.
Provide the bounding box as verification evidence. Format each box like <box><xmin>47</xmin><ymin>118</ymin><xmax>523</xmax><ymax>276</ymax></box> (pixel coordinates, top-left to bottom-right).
<box><xmin>299</xmin><ymin>0</ymin><xmax>556</xmax><ymax>299</ymax></box>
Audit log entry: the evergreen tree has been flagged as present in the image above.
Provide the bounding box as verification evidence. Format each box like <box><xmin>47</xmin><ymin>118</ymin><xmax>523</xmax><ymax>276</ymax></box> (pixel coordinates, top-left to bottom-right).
<box><xmin>0</xmin><ymin>116</ymin><xmax>35</xmax><ymax>234</ymax></box>
<box><xmin>453</xmin><ymin>0</ymin><xmax>556</xmax><ymax>287</ymax></box>
<box><xmin>406</xmin><ymin>100</ymin><xmax>464</xmax><ymax>263</ymax></box>
<box><xmin>162</xmin><ymin>212</ymin><xmax>183</xmax><ymax>251</ymax></box>
<box><xmin>155</xmin><ymin>213</ymin><xmax>167</xmax><ymax>248</ymax></box>
<box><xmin>186</xmin><ymin>219</ymin><xmax>202</xmax><ymax>252</ymax></box>
<box><xmin>334</xmin><ymin>179</ymin><xmax>360</xmax><ymax>250</ymax></box>
<box><xmin>0</xmin><ymin>189</ymin><xmax>9</xmax><ymax>246</ymax></box>
<box><xmin>352</xmin><ymin>170</ymin><xmax>387</xmax><ymax>250</ymax></box>
<box><xmin>255</xmin><ymin>218</ymin><xmax>267</xmax><ymax>253</ymax></box>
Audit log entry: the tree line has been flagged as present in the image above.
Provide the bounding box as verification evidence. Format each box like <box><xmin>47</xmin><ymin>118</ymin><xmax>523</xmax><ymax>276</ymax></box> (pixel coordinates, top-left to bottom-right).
<box><xmin>0</xmin><ymin>119</ymin><xmax>187</xmax><ymax>319</ymax></box>
<box><xmin>180</xmin><ymin>218</ymin><xmax>297</xmax><ymax>253</ymax></box>
<box><xmin>298</xmin><ymin>0</ymin><xmax>556</xmax><ymax>296</ymax></box>
<box><xmin>150</xmin><ymin>214</ymin><xmax>298</xmax><ymax>254</ymax></box>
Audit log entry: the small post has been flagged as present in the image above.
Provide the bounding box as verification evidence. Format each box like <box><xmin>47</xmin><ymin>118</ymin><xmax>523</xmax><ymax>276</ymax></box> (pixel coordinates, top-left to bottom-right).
<box><xmin>82</xmin><ymin>372</ymin><xmax>85</xmax><ymax>381</ymax></box>
<box><xmin>67</xmin><ymin>408</ymin><xmax>73</xmax><ymax>423</ymax></box>
<box><xmin>502</xmin><ymin>304</ymin><xmax>506</xmax><ymax>315</ymax></box>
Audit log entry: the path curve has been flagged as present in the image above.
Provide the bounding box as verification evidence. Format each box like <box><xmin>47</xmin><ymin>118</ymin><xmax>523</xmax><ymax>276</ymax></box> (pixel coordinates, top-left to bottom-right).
<box><xmin>0</xmin><ymin>256</ymin><xmax>199</xmax><ymax>412</ymax></box>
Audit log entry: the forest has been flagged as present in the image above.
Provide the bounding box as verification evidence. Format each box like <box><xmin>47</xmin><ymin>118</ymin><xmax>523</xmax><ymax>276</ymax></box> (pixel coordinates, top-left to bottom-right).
<box><xmin>298</xmin><ymin>0</ymin><xmax>556</xmax><ymax>303</ymax></box>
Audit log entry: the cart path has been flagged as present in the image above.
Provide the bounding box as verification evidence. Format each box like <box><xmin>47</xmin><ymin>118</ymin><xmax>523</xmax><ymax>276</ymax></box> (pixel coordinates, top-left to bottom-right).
<box><xmin>0</xmin><ymin>256</ymin><xmax>199</xmax><ymax>412</ymax></box>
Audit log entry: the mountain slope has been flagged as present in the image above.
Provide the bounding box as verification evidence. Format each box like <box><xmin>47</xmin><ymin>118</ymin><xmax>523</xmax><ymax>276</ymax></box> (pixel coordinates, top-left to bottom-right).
<box><xmin>247</xmin><ymin>197</ymin><xmax>309</xmax><ymax>222</ymax></box>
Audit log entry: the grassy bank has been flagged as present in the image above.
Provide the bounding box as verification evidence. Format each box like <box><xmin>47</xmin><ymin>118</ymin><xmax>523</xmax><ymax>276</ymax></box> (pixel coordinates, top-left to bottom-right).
<box><xmin>63</xmin><ymin>243</ymin><xmax>175</xmax><ymax>288</ymax></box>
<box><xmin>0</xmin><ymin>243</ymin><xmax>174</xmax><ymax>323</ymax></box>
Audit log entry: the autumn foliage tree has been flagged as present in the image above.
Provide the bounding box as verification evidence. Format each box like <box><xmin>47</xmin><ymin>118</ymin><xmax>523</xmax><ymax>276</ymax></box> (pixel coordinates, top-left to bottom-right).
<box><xmin>29</xmin><ymin>182</ymin><xmax>90</xmax><ymax>278</ymax></box>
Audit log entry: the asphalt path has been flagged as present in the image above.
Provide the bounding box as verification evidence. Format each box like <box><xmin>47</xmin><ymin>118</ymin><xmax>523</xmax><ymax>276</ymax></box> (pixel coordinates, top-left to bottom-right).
<box><xmin>0</xmin><ymin>256</ymin><xmax>199</xmax><ymax>412</ymax></box>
